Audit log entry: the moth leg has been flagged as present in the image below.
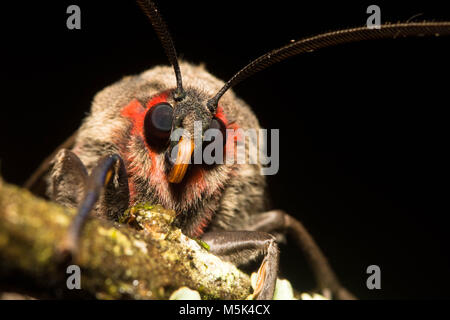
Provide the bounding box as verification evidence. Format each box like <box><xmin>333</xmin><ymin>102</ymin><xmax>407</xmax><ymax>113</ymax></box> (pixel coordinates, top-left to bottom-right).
<box><xmin>244</xmin><ymin>210</ymin><xmax>355</xmax><ymax>300</ymax></box>
<box><xmin>60</xmin><ymin>154</ymin><xmax>129</xmax><ymax>259</ymax></box>
<box><xmin>26</xmin><ymin>131</ymin><xmax>78</xmax><ymax>196</ymax></box>
<box><xmin>47</xmin><ymin>149</ymin><xmax>88</xmax><ymax>208</ymax></box>
<box><xmin>201</xmin><ymin>231</ymin><xmax>279</xmax><ymax>300</ymax></box>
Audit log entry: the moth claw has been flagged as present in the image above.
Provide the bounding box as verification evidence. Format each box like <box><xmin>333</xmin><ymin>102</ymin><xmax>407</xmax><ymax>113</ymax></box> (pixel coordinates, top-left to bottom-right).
<box><xmin>253</xmin><ymin>259</ymin><xmax>268</xmax><ymax>298</ymax></box>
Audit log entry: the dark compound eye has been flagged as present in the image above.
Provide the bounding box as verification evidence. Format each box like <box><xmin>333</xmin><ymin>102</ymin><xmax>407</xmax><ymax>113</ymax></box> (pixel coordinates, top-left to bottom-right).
<box><xmin>209</xmin><ymin>118</ymin><xmax>224</xmax><ymax>132</ymax></box>
<box><xmin>144</xmin><ymin>102</ymin><xmax>173</xmax><ymax>144</ymax></box>
<box><xmin>198</xmin><ymin>117</ymin><xmax>227</xmax><ymax>165</ymax></box>
<box><xmin>206</xmin><ymin>117</ymin><xmax>227</xmax><ymax>146</ymax></box>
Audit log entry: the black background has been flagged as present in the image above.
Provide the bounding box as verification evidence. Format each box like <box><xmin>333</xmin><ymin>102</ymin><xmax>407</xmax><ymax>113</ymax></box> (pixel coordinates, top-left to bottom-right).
<box><xmin>1</xmin><ymin>0</ymin><xmax>449</xmax><ymax>299</ymax></box>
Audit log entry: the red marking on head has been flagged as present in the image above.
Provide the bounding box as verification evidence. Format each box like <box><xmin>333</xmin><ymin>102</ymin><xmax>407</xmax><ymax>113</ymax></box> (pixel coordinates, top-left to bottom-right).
<box><xmin>192</xmin><ymin>211</ymin><xmax>213</xmax><ymax>238</ymax></box>
<box><xmin>119</xmin><ymin>95</ymin><xmax>231</xmax><ymax>208</ymax></box>
<box><xmin>146</xmin><ymin>92</ymin><xmax>170</xmax><ymax>109</ymax></box>
<box><xmin>120</xmin><ymin>93</ymin><xmax>170</xmax><ymax>200</ymax></box>
<box><xmin>214</xmin><ymin>105</ymin><xmax>242</xmax><ymax>158</ymax></box>
<box><xmin>128</xmin><ymin>180</ymin><xmax>137</xmax><ymax>203</ymax></box>
<box><xmin>214</xmin><ymin>106</ymin><xmax>228</xmax><ymax>126</ymax></box>
<box><xmin>186</xmin><ymin>168</ymin><xmax>207</xmax><ymax>198</ymax></box>
<box><xmin>120</xmin><ymin>92</ymin><xmax>169</xmax><ymax>140</ymax></box>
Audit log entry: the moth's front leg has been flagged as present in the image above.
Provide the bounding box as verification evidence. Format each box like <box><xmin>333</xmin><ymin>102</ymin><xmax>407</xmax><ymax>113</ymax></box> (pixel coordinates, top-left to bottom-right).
<box><xmin>62</xmin><ymin>154</ymin><xmax>129</xmax><ymax>259</ymax></box>
<box><xmin>244</xmin><ymin>210</ymin><xmax>355</xmax><ymax>300</ymax></box>
<box><xmin>201</xmin><ymin>231</ymin><xmax>279</xmax><ymax>300</ymax></box>
<box><xmin>49</xmin><ymin>150</ymin><xmax>129</xmax><ymax>259</ymax></box>
<box><xmin>47</xmin><ymin>149</ymin><xmax>88</xmax><ymax>208</ymax></box>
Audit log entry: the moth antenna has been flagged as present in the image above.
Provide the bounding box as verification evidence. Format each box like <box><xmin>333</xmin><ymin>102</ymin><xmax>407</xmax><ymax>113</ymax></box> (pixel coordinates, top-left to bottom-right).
<box><xmin>207</xmin><ymin>21</ymin><xmax>450</xmax><ymax>112</ymax></box>
<box><xmin>137</xmin><ymin>0</ymin><xmax>185</xmax><ymax>100</ymax></box>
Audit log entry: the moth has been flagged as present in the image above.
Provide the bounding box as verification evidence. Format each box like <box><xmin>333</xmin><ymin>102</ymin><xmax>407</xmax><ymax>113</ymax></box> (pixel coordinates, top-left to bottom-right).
<box><xmin>24</xmin><ymin>0</ymin><xmax>450</xmax><ymax>299</ymax></box>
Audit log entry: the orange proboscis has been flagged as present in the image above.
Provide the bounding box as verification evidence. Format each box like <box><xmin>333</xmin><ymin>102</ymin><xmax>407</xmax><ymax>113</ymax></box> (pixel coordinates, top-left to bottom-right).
<box><xmin>253</xmin><ymin>259</ymin><xmax>267</xmax><ymax>298</ymax></box>
<box><xmin>168</xmin><ymin>137</ymin><xmax>195</xmax><ymax>183</ymax></box>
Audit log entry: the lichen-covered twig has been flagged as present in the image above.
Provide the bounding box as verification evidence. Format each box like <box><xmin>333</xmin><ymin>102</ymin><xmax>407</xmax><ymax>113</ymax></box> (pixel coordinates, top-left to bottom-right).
<box><xmin>0</xmin><ymin>178</ymin><xmax>252</xmax><ymax>299</ymax></box>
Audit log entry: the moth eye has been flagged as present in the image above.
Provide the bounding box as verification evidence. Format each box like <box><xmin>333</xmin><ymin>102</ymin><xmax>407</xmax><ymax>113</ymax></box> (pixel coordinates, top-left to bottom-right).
<box><xmin>144</xmin><ymin>102</ymin><xmax>173</xmax><ymax>144</ymax></box>
<box><xmin>206</xmin><ymin>118</ymin><xmax>227</xmax><ymax>146</ymax></box>
<box><xmin>209</xmin><ymin>118</ymin><xmax>224</xmax><ymax>132</ymax></box>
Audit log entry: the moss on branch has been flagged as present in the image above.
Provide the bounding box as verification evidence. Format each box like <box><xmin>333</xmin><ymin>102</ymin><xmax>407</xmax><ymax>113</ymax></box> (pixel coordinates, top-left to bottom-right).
<box><xmin>0</xmin><ymin>178</ymin><xmax>252</xmax><ymax>299</ymax></box>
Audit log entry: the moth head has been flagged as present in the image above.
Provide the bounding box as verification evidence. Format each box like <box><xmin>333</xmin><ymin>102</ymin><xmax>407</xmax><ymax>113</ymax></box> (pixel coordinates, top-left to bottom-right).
<box><xmin>140</xmin><ymin>87</ymin><xmax>227</xmax><ymax>184</ymax></box>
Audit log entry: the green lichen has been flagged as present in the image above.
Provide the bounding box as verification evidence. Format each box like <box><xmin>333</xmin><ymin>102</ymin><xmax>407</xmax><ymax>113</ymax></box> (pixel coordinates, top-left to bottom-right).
<box><xmin>195</xmin><ymin>238</ymin><xmax>210</xmax><ymax>251</ymax></box>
